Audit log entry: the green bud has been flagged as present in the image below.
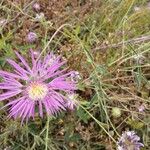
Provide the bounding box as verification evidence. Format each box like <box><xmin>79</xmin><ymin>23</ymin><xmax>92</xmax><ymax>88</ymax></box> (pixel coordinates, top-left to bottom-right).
<box><xmin>112</xmin><ymin>107</ymin><xmax>121</xmax><ymax>118</ymax></box>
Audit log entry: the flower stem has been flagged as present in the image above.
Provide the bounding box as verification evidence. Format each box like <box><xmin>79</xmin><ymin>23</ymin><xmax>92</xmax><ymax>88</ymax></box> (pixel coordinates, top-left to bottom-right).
<box><xmin>36</xmin><ymin>23</ymin><xmax>73</xmax><ymax>61</ymax></box>
<box><xmin>45</xmin><ymin>115</ymin><xmax>50</xmax><ymax>150</ymax></box>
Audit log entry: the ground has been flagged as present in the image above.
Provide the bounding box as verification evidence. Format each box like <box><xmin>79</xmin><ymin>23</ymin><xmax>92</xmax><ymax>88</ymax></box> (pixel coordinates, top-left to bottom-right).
<box><xmin>0</xmin><ymin>0</ymin><xmax>149</xmax><ymax>150</ymax></box>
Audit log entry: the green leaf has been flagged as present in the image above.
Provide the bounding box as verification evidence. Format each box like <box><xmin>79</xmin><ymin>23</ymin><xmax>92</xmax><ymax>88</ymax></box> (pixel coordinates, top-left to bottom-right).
<box><xmin>76</xmin><ymin>107</ymin><xmax>91</xmax><ymax>123</ymax></box>
<box><xmin>127</xmin><ymin>119</ymin><xmax>144</xmax><ymax>129</ymax></box>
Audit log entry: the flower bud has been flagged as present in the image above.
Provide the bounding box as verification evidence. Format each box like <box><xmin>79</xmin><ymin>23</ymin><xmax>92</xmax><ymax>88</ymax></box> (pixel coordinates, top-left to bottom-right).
<box><xmin>112</xmin><ymin>107</ymin><xmax>121</xmax><ymax>118</ymax></box>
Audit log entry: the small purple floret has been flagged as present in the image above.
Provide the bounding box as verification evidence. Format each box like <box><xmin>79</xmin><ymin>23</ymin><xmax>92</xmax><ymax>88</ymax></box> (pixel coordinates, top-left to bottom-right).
<box><xmin>70</xmin><ymin>71</ymin><xmax>81</xmax><ymax>83</ymax></box>
<box><xmin>27</xmin><ymin>32</ymin><xmax>37</xmax><ymax>43</ymax></box>
<box><xmin>33</xmin><ymin>3</ymin><xmax>40</xmax><ymax>11</ymax></box>
<box><xmin>117</xmin><ymin>131</ymin><xmax>144</xmax><ymax>150</ymax></box>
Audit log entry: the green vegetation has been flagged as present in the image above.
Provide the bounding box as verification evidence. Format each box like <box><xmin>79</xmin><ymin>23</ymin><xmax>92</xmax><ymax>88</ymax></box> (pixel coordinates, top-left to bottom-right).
<box><xmin>0</xmin><ymin>0</ymin><xmax>149</xmax><ymax>149</ymax></box>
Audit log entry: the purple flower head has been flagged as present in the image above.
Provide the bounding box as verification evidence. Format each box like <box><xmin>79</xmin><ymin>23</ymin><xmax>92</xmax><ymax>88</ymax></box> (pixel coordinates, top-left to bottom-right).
<box><xmin>33</xmin><ymin>3</ymin><xmax>40</xmax><ymax>11</ymax></box>
<box><xmin>0</xmin><ymin>50</ymin><xmax>77</xmax><ymax>123</ymax></box>
<box><xmin>117</xmin><ymin>131</ymin><xmax>144</xmax><ymax>150</ymax></box>
<box><xmin>27</xmin><ymin>32</ymin><xmax>37</xmax><ymax>43</ymax></box>
<box><xmin>138</xmin><ymin>104</ymin><xmax>145</xmax><ymax>113</ymax></box>
<box><xmin>70</xmin><ymin>71</ymin><xmax>81</xmax><ymax>83</ymax></box>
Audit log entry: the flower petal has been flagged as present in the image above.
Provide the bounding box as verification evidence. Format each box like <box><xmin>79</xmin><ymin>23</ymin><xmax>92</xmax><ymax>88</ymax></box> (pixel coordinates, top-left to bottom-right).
<box><xmin>49</xmin><ymin>79</ymin><xmax>76</xmax><ymax>91</ymax></box>
<box><xmin>0</xmin><ymin>90</ymin><xmax>22</xmax><ymax>101</ymax></box>
<box><xmin>7</xmin><ymin>59</ymin><xmax>30</xmax><ymax>75</ymax></box>
<box><xmin>15</xmin><ymin>51</ymin><xmax>32</xmax><ymax>73</ymax></box>
<box><xmin>0</xmin><ymin>70</ymin><xmax>24</xmax><ymax>79</ymax></box>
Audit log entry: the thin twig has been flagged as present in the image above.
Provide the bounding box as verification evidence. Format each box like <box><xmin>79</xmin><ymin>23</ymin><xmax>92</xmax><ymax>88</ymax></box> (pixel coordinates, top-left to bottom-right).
<box><xmin>93</xmin><ymin>35</ymin><xmax>150</xmax><ymax>51</ymax></box>
<box><xmin>36</xmin><ymin>23</ymin><xmax>72</xmax><ymax>61</ymax></box>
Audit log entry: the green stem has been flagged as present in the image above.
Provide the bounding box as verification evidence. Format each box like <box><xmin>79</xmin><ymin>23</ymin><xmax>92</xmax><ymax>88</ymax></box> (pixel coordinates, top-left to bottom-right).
<box><xmin>36</xmin><ymin>23</ymin><xmax>72</xmax><ymax>61</ymax></box>
<box><xmin>79</xmin><ymin>103</ymin><xmax>117</xmax><ymax>143</ymax></box>
<box><xmin>45</xmin><ymin>115</ymin><xmax>50</xmax><ymax>150</ymax></box>
<box><xmin>25</xmin><ymin>123</ymin><xmax>30</xmax><ymax>149</ymax></box>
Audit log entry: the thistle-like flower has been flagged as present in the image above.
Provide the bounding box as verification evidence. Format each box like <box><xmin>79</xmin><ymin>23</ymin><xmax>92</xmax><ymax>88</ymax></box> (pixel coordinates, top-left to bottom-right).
<box><xmin>117</xmin><ymin>131</ymin><xmax>144</xmax><ymax>150</ymax></box>
<box><xmin>0</xmin><ymin>50</ymin><xmax>77</xmax><ymax>122</ymax></box>
<box><xmin>27</xmin><ymin>32</ymin><xmax>37</xmax><ymax>43</ymax></box>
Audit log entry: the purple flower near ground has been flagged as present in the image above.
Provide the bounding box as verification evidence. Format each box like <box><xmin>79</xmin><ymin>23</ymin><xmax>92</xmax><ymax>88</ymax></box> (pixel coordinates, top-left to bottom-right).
<box><xmin>117</xmin><ymin>131</ymin><xmax>144</xmax><ymax>150</ymax></box>
<box><xmin>27</xmin><ymin>32</ymin><xmax>37</xmax><ymax>43</ymax></box>
<box><xmin>70</xmin><ymin>71</ymin><xmax>81</xmax><ymax>83</ymax></box>
<box><xmin>33</xmin><ymin>3</ymin><xmax>40</xmax><ymax>11</ymax></box>
<box><xmin>138</xmin><ymin>104</ymin><xmax>145</xmax><ymax>113</ymax></box>
<box><xmin>0</xmin><ymin>50</ymin><xmax>77</xmax><ymax>122</ymax></box>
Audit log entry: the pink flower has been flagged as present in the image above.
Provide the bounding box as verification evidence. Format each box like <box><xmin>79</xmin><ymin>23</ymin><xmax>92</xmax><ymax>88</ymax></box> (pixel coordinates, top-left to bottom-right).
<box><xmin>0</xmin><ymin>50</ymin><xmax>77</xmax><ymax>122</ymax></box>
<box><xmin>33</xmin><ymin>3</ymin><xmax>40</xmax><ymax>11</ymax></box>
<box><xmin>27</xmin><ymin>32</ymin><xmax>37</xmax><ymax>43</ymax></box>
